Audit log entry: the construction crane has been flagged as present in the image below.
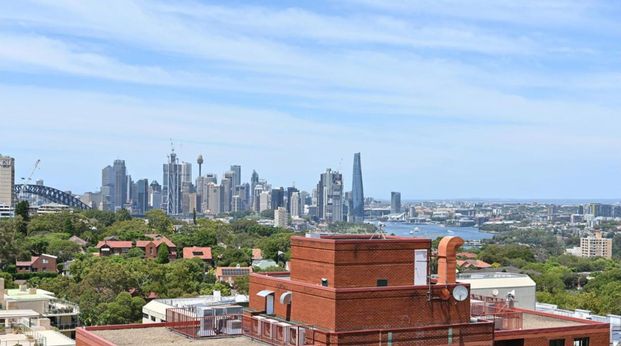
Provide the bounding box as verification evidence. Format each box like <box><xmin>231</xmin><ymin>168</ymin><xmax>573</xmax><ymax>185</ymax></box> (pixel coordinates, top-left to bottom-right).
<box><xmin>19</xmin><ymin>159</ymin><xmax>41</xmax><ymax>200</ymax></box>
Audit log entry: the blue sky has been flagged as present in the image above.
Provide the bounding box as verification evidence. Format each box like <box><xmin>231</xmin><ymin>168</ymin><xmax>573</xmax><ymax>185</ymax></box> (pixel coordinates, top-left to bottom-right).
<box><xmin>1</xmin><ymin>0</ymin><xmax>620</xmax><ymax>199</ymax></box>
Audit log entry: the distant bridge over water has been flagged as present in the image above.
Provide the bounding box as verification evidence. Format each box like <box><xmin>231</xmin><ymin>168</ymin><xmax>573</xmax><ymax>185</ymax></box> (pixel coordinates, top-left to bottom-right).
<box><xmin>14</xmin><ymin>184</ymin><xmax>91</xmax><ymax>210</ymax></box>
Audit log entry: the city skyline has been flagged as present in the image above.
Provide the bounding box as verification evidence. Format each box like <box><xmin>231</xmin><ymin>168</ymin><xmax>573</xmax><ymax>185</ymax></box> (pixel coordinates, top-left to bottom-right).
<box><xmin>2</xmin><ymin>1</ymin><xmax>621</xmax><ymax>199</ymax></box>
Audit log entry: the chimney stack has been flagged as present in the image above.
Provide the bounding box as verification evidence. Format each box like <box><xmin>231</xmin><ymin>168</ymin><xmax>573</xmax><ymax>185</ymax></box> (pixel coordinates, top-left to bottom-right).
<box><xmin>437</xmin><ymin>236</ymin><xmax>464</xmax><ymax>285</ymax></box>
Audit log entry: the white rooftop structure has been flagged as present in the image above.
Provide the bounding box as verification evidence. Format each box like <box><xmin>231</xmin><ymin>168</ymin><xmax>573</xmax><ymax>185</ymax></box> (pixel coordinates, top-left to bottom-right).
<box><xmin>142</xmin><ymin>293</ymin><xmax>249</xmax><ymax>324</ymax></box>
<box><xmin>458</xmin><ymin>272</ymin><xmax>536</xmax><ymax>309</ymax></box>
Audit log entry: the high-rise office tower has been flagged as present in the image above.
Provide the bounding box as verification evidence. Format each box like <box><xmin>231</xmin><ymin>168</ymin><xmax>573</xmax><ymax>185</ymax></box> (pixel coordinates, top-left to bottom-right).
<box><xmin>286</xmin><ymin>186</ymin><xmax>299</xmax><ymax>213</ymax></box>
<box><xmin>181</xmin><ymin>182</ymin><xmax>195</xmax><ymax>214</ymax></box>
<box><xmin>207</xmin><ymin>182</ymin><xmax>222</xmax><ymax>215</ymax></box>
<box><xmin>112</xmin><ymin>160</ymin><xmax>127</xmax><ymax>211</ymax></box>
<box><xmin>230</xmin><ymin>165</ymin><xmax>241</xmax><ymax>187</ymax></box>
<box><xmin>271</xmin><ymin>188</ymin><xmax>284</xmax><ymax>210</ymax></box>
<box><xmin>274</xmin><ymin>207</ymin><xmax>288</xmax><ymax>228</ymax></box>
<box><xmin>221</xmin><ymin>176</ymin><xmax>232</xmax><ymax>213</ymax></box>
<box><xmin>290</xmin><ymin>191</ymin><xmax>301</xmax><ymax>219</ymax></box>
<box><xmin>135</xmin><ymin>179</ymin><xmax>149</xmax><ymax>215</ymax></box>
<box><xmin>126</xmin><ymin>175</ymin><xmax>134</xmax><ymax>207</ymax></box>
<box><xmin>317</xmin><ymin>169</ymin><xmax>344</xmax><ymax>223</ymax></box>
<box><xmin>391</xmin><ymin>192</ymin><xmax>401</xmax><ymax>214</ymax></box>
<box><xmin>101</xmin><ymin>165</ymin><xmax>114</xmax><ymax>211</ymax></box>
<box><xmin>163</xmin><ymin>151</ymin><xmax>182</xmax><ymax>215</ymax></box>
<box><xmin>149</xmin><ymin>181</ymin><xmax>162</xmax><ymax>210</ymax></box>
<box><xmin>351</xmin><ymin>153</ymin><xmax>364</xmax><ymax>223</ymax></box>
<box><xmin>251</xmin><ymin>170</ymin><xmax>259</xmax><ymax>209</ymax></box>
<box><xmin>0</xmin><ymin>155</ymin><xmax>15</xmax><ymax>207</ymax></box>
<box><xmin>181</xmin><ymin>162</ymin><xmax>193</xmax><ymax>185</ymax></box>
<box><xmin>259</xmin><ymin>191</ymin><xmax>271</xmax><ymax>212</ymax></box>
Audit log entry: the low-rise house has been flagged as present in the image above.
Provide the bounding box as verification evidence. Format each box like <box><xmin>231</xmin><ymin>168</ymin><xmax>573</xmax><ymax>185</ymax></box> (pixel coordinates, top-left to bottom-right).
<box><xmin>182</xmin><ymin>246</ymin><xmax>212</xmax><ymax>264</ymax></box>
<box><xmin>68</xmin><ymin>235</ymin><xmax>88</xmax><ymax>248</ymax></box>
<box><xmin>215</xmin><ymin>266</ymin><xmax>253</xmax><ymax>285</ymax></box>
<box><xmin>137</xmin><ymin>235</ymin><xmax>177</xmax><ymax>260</ymax></box>
<box><xmin>16</xmin><ymin>254</ymin><xmax>57</xmax><ymax>273</ymax></box>
<box><xmin>458</xmin><ymin>259</ymin><xmax>492</xmax><ymax>269</ymax></box>
<box><xmin>95</xmin><ymin>240</ymin><xmax>132</xmax><ymax>256</ymax></box>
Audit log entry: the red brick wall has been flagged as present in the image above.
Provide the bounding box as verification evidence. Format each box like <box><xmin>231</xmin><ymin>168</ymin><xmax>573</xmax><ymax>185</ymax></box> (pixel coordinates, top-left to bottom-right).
<box><xmin>33</xmin><ymin>255</ymin><xmax>57</xmax><ymax>272</ymax></box>
<box><xmin>250</xmin><ymin>273</ymin><xmax>471</xmax><ymax>332</ymax></box>
<box><xmin>495</xmin><ymin>324</ymin><xmax>610</xmax><ymax>346</ymax></box>
<box><xmin>289</xmin><ymin>236</ymin><xmax>430</xmax><ymax>288</ymax></box>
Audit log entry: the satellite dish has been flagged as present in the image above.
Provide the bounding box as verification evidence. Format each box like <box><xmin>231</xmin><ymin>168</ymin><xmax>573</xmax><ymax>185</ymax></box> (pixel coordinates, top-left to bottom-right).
<box><xmin>492</xmin><ymin>289</ymin><xmax>499</xmax><ymax>297</ymax></box>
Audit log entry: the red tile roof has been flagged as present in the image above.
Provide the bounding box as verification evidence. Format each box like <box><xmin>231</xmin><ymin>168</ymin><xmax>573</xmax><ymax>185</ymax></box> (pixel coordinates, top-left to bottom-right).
<box><xmin>16</xmin><ymin>257</ymin><xmax>37</xmax><ymax>266</ymax></box>
<box><xmin>96</xmin><ymin>240</ymin><xmax>133</xmax><ymax>249</ymax></box>
<box><xmin>457</xmin><ymin>252</ymin><xmax>478</xmax><ymax>259</ymax></box>
<box><xmin>457</xmin><ymin>259</ymin><xmax>492</xmax><ymax>269</ymax></box>
<box><xmin>136</xmin><ymin>235</ymin><xmax>176</xmax><ymax>248</ymax></box>
<box><xmin>183</xmin><ymin>247</ymin><xmax>212</xmax><ymax>260</ymax></box>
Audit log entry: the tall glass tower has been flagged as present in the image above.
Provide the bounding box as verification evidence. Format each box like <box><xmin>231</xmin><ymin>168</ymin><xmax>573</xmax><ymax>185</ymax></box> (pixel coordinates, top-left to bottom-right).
<box><xmin>351</xmin><ymin>153</ymin><xmax>364</xmax><ymax>223</ymax></box>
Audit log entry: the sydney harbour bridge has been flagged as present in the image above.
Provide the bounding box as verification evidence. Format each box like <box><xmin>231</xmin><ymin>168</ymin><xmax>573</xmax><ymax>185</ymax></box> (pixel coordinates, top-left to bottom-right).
<box><xmin>14</xmin><ymin>184</ymin><xmax>92</xmax><ymax>210</ymax></box>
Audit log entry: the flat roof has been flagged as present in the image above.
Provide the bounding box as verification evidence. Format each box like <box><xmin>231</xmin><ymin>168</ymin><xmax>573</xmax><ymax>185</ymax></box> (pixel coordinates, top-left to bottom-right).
<box><xmin>458</xmin><ymin>272</ymin><xmax>536</xmax><ymax>289</ymax></box>
<box><xmin>522</xmin><ymin>312</ymin><xmax>584</xmax><ymax>329</ymax></box>
<box><xmin>38</xmin><ymin>330</ymin><xmax>76</xmax><ymax>346</ymax></box>
<box><xmin>90</xmin><ymin>328</ymin><xmax>262</xmax><ymax>345</ymax></box>
<box><xmin>0</xmin><ymin>309</ymin><xmax>40</xmax><ymax>318</ymax></box>
<box><xmin>5</xmin><ymin>288</ymin><xmax>54</xmax><ymax>301</ymax></box>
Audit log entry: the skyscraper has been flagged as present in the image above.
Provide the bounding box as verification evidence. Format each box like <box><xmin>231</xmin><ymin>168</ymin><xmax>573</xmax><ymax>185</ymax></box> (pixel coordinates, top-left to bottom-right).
<box><xmin>351</xmin><ymin>153</ymin><xmax>364</xmax><ymax>223</ymax></box>
<box><xmin>391</xmin><ymin>192</ymin><xmax>401</xmax><ymax>214</ymax></box>
<box><xmin>112</xmin><ymin>160</ymin><xmax>127</xmax><ymax>211</ymax></box>
<box><xmin>271</xmin><ymin>187</ymin><xmax>284</xmax><ymax>210</ymax></box>
<box><xmin>290</xmin><ymin>191</ymin><xmax>301</xmax><ymax>218</ymax></box>
<box><xmin>149</xmin><ymin>181</ymin><xmax>162</xmax><ymax>210</ymax></box>
<box><xmin>135</xmin><ymin>179</ymin><xmax>149</xmax><ymax>215</ymax></box>
<box><xmin>181</xmin><ymin>162</ymin><xmax>193</xmax><ymax>185</ymax></box>
<box><xmin>163</xmin><ymin>151</ymin><xmax>182</xmax><ymax>215</ymax></box>
<box><xmin>207</xmin><ymin>183</ymin><xmax>222</xmax><ymax>215</ymax></box>
<box><xmin>0</xmin><ymin>155</ymin><xmax>15</xmax><ymax>207</ymax></box>
<box><xmin>274</xmin><ymin>207</ymin><xmax>288</xmax><ymax>228</ymax></box>
<box><xmin>101</xmin><ymin>165</ymin><xmax>114</xmax><ymax>211</ymax></box>
<box><xmin>251</xmin><ymin>170</ymin><xmax>259</xmax><ymax>209</ymax></box>
<box><xmin>230</xmin><ymin>165</ymin><xmax>241</xmax><ymax>187</ymax></box>
<box><xmin>221</xmin><ymin>175</ymin><xmax>233</xmax><ymax>213</ymax></box>
<box><xmin>317</xmin><ymin>169</ymin><xmax>344</xmax><ymax>223</ymax></box>
<box><xmin>286</xmin><ymin>186</ymin><xmax>299</xmax><ymax>213</ymax></box>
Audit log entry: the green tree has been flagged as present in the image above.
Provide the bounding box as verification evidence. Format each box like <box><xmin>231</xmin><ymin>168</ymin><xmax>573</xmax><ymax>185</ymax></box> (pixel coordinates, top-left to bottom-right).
<box><xmin>156</xmin><ymin>244</ymin><xmax>169</xmax><ymax>264</ymax></box>
<box><xmin>115</xmin><ymin>208</ymin><xmax>132</xmax><ymax>222</ymax></box>
<box><xmin>125</xmin><ymin>247</ymin><xmax>145</xmax><ymax>258</ymax></box>
<box><xmin>233</xmin><ymin>275</ymin><xmax>249</xmax><ymax>294</ymax></box>
<box><xmin>260</xmin><ymin>209</ymin><xmax>275</xmax><ymax>219</ymax></box>
<box><xmin>15</xmin><ymin>200</ymin><xmax>30</xmax><ymax>222</ymax></box>
<box><xmin>145</xmin><ymin>209</ymin><xmax>172</xmax><ymax>234</ymax></box>
<box><xmin>0</xmin><ymin>217</ymin><xmax>23</xmax><ymax>267</ymax></box>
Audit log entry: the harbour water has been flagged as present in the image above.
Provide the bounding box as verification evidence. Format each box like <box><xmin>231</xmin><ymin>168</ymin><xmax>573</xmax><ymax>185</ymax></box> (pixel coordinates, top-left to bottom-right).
<box><xmin>374</xmin><ymin>222</ymin><xmax>493</xmax><ymax>242</ymax></box>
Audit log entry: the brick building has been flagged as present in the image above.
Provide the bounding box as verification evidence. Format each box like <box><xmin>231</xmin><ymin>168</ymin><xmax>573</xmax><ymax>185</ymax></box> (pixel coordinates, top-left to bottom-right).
<box><xmin>245</xmin><ymin>235</ymin><xmax>609</xmax><ymax>346</ymax></box>
<box><xmin>137</xmin><ymin>235</ymin><xmax>177</xmax><ymax>260</ymax></box>
<box><xmin>16</xmin><ymin>254</ymin><xmax>57</xmax><ymax>273</ymax></box>
<box><xmin>95</xmin><ymin>235</ymin><xmax>176</xmax><ymax>260</ymax></box>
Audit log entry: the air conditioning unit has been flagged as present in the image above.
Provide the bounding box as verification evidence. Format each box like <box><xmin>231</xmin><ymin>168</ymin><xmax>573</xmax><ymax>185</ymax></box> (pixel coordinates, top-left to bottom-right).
<box><xmin>225</xmin><ymin>320</ymin><xmax>242</xmax><ymax>335</ymax></box>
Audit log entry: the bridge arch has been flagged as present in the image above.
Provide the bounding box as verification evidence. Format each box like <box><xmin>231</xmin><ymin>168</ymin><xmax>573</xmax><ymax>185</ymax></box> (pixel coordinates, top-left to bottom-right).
<box><xmin>14</xmin><ymin>184</ymin><xmax>92</xmax><ymax>210</ymax></box>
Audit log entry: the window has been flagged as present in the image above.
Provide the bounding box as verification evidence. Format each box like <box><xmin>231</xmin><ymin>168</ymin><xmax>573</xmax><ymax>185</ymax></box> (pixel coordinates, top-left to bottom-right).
<box><xmin>321</xmin><ymin>278</ymin><xmax>328</xmax><ymax>287</ymax></box>
<box><xmin>142</xmin><ymin>313</ymin><xmax>149</xmax><ymax>319</ymax></box>
<box><xmin>574</xmin><ymin>338</ymin><xmax>589</xmax><ymax>346</ymax></box>
<box><xmin>550</xmin><ymin>340</ymin><xmax>564</xmax><ymax>346</ymax></box>
<box><xmin>42</xmin><ymin>259</ymin><xmax>48</xmax><ymax>264</ymax></box>
<box><xmin>377</xmin><ymin>279</ymin><xmax>388</xmax><ymax>287</ymax></box>
<box><xmin>151</xmin><ymin>316</ymin><xmax>156</xmax><ymax>322</ymax></box>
